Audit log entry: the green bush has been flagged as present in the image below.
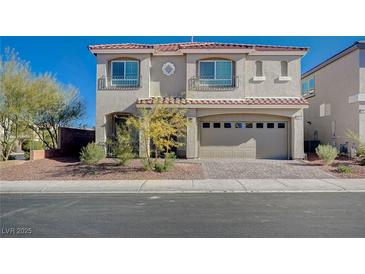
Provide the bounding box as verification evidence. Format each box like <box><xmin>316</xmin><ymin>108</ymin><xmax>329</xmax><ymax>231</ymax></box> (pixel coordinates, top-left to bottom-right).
<box><xmin>79</xmin><ymin>142</ymin><xmax>105</xmax><ymax>165</ymax></box>
<box><xmin>315</xmin><ymin>144</ymin><xmax>338</xmax><ymax>165</ymax></box>
<box><xmin>140</xmin><ymin>158</ymin><xmax>153</xmax><ymax>171</ymax></box>
<box><xmin>152</xmin><ymin>152</ymin><xmax>176</xmax><ymax>173</ymax></box>
<box><xmin>337</xmin><ymin>165</ymin><xmax>353</xmax><ymax>174</ymax></box>
<box><xmin>154</xmin><ymin>162</ymin><xmax>166</xmax><ymax>173</ymax></box>
<box><xmin>22</xmin><ymin>139</ymin><xmax>44</xmax><ymax>160</ymax></box>
<box><xmin>107</xmin><ymin>126</ymin><xmax>134</xmax><ymax>166</ymax></box>
<box><xmin>356</xmin><ymin>146</ymin><xmax>365</xmax><ymax>165</ymax></box>
<box><xmin>163</xmin><ymin>152</ymin><xmax>176</xmax><ymax>171</ymax></box>
<box><xmin>346</xmin><ymin>130</ymin><xmax>365</xmax><ymax>165</ymax></box>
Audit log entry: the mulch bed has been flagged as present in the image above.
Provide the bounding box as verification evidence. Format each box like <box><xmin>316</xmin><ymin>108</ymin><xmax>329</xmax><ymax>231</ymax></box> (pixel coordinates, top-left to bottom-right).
<box><xmin>0</xmin><ymin>157</ymin><xmax>205</xmax><ymax>181</ymax></box>
<box><xmin>305</xmin><ymin>153</ymin><xmax>365</xmax><ymax>178</ymax></box>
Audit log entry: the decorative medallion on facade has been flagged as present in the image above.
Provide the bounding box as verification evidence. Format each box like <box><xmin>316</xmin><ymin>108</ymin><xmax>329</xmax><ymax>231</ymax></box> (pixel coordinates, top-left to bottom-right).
<box><xmin>162</xmin><ymin>62</ymin><xmax>175</xmax><ymax>76</ymax></box>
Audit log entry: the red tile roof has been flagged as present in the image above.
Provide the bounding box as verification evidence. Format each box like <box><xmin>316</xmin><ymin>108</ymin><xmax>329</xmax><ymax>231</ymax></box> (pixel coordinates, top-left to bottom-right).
<box><xmin>137</xmin><ymin>97</ymin><xmax>308</xmax><ymax>106</ymax></box>
<box><xmin>89</xmin><ymin>42</ymin><xmax>308</xmax><ymax>52</ymax></box>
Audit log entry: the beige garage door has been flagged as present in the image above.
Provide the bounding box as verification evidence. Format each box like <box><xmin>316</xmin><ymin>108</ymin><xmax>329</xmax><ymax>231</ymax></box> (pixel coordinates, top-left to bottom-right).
<box><xmin>199</xmin><ymin>121</ymin><xmax>288</xmax><ymax>159</ymax></box>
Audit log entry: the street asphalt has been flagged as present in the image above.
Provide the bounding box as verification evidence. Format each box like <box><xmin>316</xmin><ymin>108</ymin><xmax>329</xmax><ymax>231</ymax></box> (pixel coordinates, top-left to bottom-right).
<box><xmin>1</xmin><ymin>193</ymin><xmax>365</xmax><ymax>237</ymax></box>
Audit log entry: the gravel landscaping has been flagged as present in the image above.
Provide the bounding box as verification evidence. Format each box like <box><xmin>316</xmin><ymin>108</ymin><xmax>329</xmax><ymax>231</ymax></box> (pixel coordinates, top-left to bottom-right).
<box><xmin>305</xmin><ymin>153</ymin><xmax>365</xmax><ymax>178</ymax></box>
<box><xmin>0</xmin><ymin>157</ymin><xmax>204</xmax><ymax>181</ymax></box>
<box><xmin>2</xmin><ymin>155</ymin><xmax>363</xmax><ymax>181</ymax></box>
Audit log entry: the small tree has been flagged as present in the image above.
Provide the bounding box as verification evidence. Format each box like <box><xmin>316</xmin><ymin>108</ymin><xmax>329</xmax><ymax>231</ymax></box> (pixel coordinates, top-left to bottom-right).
<box><xmin>127</xmin><ymin>105</ymin><xmax>187</xmax><ymax>171</ymax></box>
<box><xmin>108</xmin><ymin>125</ymin><xmax>134</xmax><ymax>165</ymax></box>
<box><xmin>0</xmin><ymin>48</ymin><xmax>33</xmax><ymax>160</ymax></box>
<box><xmin>28</xmin><ymin>75</ymin><xmax>86</xmax><ymax>149</ymax></box>
<box><xmin>316</xmin><ymin>144</ymin><xmax>338</xmax><ymax>165</ymax></box>
<box><xmin>80</xmin><ymin>142</ymin><xmax>105</xmax><ymax>165</ymax></box>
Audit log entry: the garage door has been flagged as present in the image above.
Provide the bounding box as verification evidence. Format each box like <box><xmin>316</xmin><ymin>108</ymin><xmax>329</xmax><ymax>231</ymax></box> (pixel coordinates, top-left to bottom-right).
<box><xmin>199</xmin><ymin>121</ymin><xmax>288</xmax><ymax>159</ymax></box>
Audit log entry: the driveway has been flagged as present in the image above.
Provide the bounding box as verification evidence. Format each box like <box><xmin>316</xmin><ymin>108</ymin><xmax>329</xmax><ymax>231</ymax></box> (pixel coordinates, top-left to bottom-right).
<box><xmin>201</xmin><ymin>159</ymin><xmax>335</xmax><ymax>179</ymax></box>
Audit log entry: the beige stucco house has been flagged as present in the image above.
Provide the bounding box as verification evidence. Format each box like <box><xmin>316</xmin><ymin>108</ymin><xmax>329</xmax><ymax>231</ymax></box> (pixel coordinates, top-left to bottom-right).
<box><xmin>302</xmin><ymin>41</ymin><xmax>365</xmax><ymax>150</ymax></box>
<box><xmin>89</xmin><ymin>42</ymin><xmax>309</xmax><ymax>159</ymax></box>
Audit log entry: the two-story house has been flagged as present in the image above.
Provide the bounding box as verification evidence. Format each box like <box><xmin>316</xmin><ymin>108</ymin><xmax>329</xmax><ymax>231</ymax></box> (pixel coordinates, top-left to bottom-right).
<box><xmin>302</xmin><ymin>41</ymin><xmax>365</xmax><ymax>150</ymax></box>
<box><xmin>89</xmin><ymin>42</ymin><xmax>308</xmax><ymax>160</ymax></box>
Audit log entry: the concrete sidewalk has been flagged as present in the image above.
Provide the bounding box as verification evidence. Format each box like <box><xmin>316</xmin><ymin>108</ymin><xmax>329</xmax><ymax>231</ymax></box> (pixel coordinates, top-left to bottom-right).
<box><xmin>1</xmin><ymin>179</ymin><xmax>365</xmax><ymax>193</ymax></box>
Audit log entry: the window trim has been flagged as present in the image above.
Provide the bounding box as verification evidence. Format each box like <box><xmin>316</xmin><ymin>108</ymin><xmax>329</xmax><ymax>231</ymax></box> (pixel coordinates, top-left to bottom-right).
<box><xmin>278</xmin><ymin>60</ymin><xmax>291</xmax><ymax>81</ymax></box>
<box><xmin>302</xmin><ymin>76</ymin><xmax>315</xmax><ymax>96</ymax></box>
<box><xmin>252</xmin><ymin>60</ymin><xmax>266</xmax><ymax>82</ymax></box>
<box><xmin>110</xmin><ymin>60</ymin><xmax>139</xmax><ymax>86</ymax></box>
<box><xmin>198</xmin><ymin>59</ymin><xmax>233</xmax><ymax>81</ymax></box>
<box><xmin>280</xmin><ymin>61</ymin><xmax>288</xmax><ymax>77</ymax></box>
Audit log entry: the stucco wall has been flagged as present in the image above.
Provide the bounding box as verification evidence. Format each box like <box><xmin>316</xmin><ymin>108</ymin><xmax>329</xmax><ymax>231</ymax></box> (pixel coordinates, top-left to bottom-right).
<box><xmin>150</xmin><ymin>56</ymin><xmax>186</xmax><ymax>97</ymax></box>
<box><xmin>245</xmin><ymin>56</ymin><xmax>301</xmax><ymax>97</ymax></box>
<box><xmin>95</xmin><ymin>53</ymin><xmax>150</xmax><ymax>143</ymax></box>
<box><xmin>94</xmin><ymin>51</ymin><xmax>305</xmax><ymax>156</ymax></box>
<box><xmin>303</xmin><ymin>49</ymin><xmax>360</xmax><ymax>147</ymax></box>
<box><xmin>185</xmin><ymin>53</ymin><xmax>246</xmax><ymax>99</ymax></box>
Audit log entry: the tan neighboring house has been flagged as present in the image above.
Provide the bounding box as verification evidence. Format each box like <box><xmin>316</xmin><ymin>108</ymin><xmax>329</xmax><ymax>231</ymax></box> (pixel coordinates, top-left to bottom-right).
<box><xmin>89</xmin><ymin>42</ymin><xmax>309</xmax><ymax>160</ymax></box>
<box><xmin>302</xmin><ymin>41</ymin><xmax>365</xmax><ymax>150</ymax></box>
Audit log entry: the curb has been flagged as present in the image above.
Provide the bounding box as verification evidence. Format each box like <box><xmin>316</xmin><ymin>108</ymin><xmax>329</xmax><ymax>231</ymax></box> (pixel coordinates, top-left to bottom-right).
<box><xmin>1</xmin><ymin>179</ymin><xmax>365</xmax><ymax>194</ymax></box>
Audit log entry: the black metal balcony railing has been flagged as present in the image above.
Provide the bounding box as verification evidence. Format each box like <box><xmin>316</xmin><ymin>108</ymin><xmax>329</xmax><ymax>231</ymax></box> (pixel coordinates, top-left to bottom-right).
<box><xmin>189</xmin><ymin>76</ymin><xmax>239</xmax><ymax>91</ymax></box>
<box><xmin>98</xmin><ymin>76</ymin><xmax>141</xmax><ymax>90</ymax></box>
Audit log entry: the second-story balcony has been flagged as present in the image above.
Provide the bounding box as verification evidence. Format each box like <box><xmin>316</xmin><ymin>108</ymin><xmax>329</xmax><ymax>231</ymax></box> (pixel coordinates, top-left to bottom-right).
<box><xmin>98</xmin><ymin>76</ymin><xmax>141</xmax><ymax>90</ymax></box>
<box><xmin>188</xmin><ymin>76</ymin><xmax>239</xmax><ymax>91</ymax></box>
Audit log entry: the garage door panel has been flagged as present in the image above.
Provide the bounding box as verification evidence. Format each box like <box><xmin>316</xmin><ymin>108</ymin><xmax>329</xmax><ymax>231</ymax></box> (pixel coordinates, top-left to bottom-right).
<box><xmin>200</xmin><ymin>121</ymin><xmax>288</xmax><ymax>159</ymax></box>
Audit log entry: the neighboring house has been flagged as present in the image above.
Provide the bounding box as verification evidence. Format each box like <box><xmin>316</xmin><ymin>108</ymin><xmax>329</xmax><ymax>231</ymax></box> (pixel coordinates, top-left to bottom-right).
<box><xmin>302</xmin><ymin>41</ymin><xmax>365</xmax><ymax>150</ymax></box>
<box><xmin>89</xmin><ymin>42</ymin><xmax>309</xmax><ymax>160</ymax></box>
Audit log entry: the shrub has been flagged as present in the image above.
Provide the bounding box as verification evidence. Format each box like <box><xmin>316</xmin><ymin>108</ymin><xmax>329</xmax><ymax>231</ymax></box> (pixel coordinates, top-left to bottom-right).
<box><xmin>141</xmin><ymin>158</ymin><xmax>153</xmax><ymax>171</ymax></box>
<box><xmin>315</xmin><ymin>144</ymin><xmax>338</xmax><ymax>165</ymax></box>
<box><xmin>154</xmin><ymin>162</ymin><xmax>166</xmax><ymax>173</ymax></box>
<box><xmin>108</xmin><ymin>126</ymin><xmax>134</xmax><ymax>165</ymax></box>
<box><xmin>153</xmin><ymin>152</ymin><xmax>176</xmax><ymax>173</ymax></box>
<box><xmin>79</xmin><ymin>142</ymin><xmax>105</xmax><ymax>165</ymax></box>
<box><xmin>22</xmin><ymin>139</ymin><xmax>44</xmax><ymax>160</ymax></box>
<box><xmin>346</xmin><ymin>129</ymin><xmax>365</xmax><ymax>165</ymax></box>
<box><xmin>337</xmin><ymin>165</ymin><xmax>353</xmax><ymax>174</ymax></box>
<box><xmin>163</xmin><ymin>152</ymin><xmax>176</xmax><ymax>171</ymax></box>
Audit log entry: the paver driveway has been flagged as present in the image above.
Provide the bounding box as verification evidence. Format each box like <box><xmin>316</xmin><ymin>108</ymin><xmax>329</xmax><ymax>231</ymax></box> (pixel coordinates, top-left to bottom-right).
<box><xmin>201</xmin><ymin>159</ymin><xmax>335</xmax><ymax>179</ymax></box>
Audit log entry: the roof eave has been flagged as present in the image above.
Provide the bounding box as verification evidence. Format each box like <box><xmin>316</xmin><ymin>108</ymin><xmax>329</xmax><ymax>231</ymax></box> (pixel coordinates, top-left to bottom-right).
<box><xmin>302</xmin><ymin>41</ymin><xmax>364</xmax><ymax>78</ymax></box>
<box><xmin>136</xmin><ymin>103</ymin><xmax>308</xmax><ymax>109</ymax></box>
<box><xmin>180</xmin><ymin>48</ymin><xmax>253</xmax><ymax>54</ymax></box>
<box><xmin>249</xmin><ymin>50</ymin><xmax>308</xmax><ymax>56</ymax></box>
<box><xmin>88</xmin><ymin>48</ymin><xmax>155</xmax><ymax>54</ymax></box>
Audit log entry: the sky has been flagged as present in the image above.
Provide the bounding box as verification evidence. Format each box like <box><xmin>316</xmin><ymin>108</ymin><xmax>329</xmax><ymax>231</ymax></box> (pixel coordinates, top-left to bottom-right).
<box><xmin>1</xmin><ymin>36</ymin><xmax>364</xmax><ymax>127</ymax></box>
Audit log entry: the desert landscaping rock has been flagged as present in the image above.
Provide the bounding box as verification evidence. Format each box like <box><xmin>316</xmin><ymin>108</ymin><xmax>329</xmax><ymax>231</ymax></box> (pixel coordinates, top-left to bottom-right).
<box><xmin>0</xmin><ymin>157</ymin><xmax>204</xmax><ymax>180</ymax></box>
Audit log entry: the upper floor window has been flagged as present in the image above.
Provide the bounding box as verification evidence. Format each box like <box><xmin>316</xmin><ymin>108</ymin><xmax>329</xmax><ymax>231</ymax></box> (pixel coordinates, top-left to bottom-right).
<box><xmin>308</xmin><ymin>78</ymin><xmax>315</xmax><ymax>90</ymax></box>
<box><xmin>198</xmin><ymin>60</ymin><xmax>233</xmax><ymax>87</ymax></box>
<box><xmin>111</xmin><ymin>60</ymin><xmax>139</xmax><ymax>87</ymax></box>
<box><xmin>280</xmin><ymin>61</ymin><xmax>288</xmax><ymax>77</ymax></box>
<box><xmin>302</xmin><ymin>76</ymin><xmax>315</xmax><ymax>96</ymax></box>
<box><xmin>255</xmin><ymin>61</ymin><xmax>263</xmax><ymax>77</ymax></box>
<box><xmin>301</xmin><ymin>81</ymin><xmax>308</xmax><ymax>95</ymax></box>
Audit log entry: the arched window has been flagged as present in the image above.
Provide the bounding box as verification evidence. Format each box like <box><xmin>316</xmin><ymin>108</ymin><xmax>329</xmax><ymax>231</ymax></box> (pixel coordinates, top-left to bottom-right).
<box><xmin>255</xmin><ymin>60</ymin><xmax>263</xmax><ymax>77</ymax></box>
<box><xmin>110</xmin><ymin>59</ymin><xmax>139</xmax><ymax>87</ymax></box>
<box><xmin>198</xmin><ymin>59</ymin><xmax>233</xmax><ymax>87</ymax></box>
<box><xmin>281</xmin><ymin>61</ymin><xmax>288</xmax><ymax>77</ymax></box>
